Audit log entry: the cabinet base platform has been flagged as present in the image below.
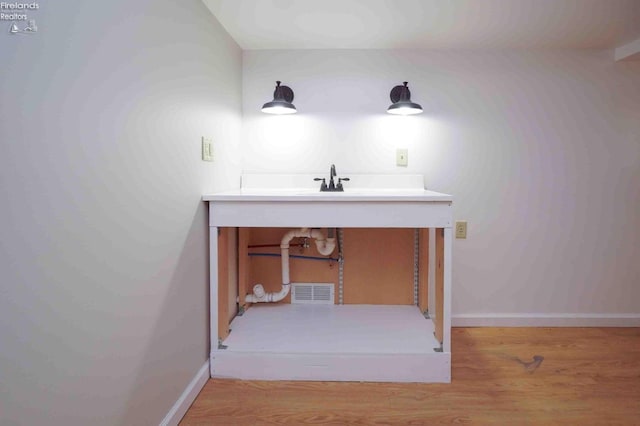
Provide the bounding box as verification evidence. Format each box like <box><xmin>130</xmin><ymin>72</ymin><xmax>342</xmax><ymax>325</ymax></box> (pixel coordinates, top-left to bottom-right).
<box><xmin>211</xmin><ymin>304</ymin><xmax>451</xmax><ymax>383</ymax></box>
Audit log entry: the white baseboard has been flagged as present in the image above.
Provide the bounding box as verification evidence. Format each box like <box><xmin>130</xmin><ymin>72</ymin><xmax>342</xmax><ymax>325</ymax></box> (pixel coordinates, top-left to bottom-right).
<box><xmin>452</xmin><ymin>313</ymin><xmax>640</xmax><ymax>327</ymax></box>
<box><xmin>160</xmin><ymin>360</ymin><xmax>210</xmax><ymax>426</ymax></box>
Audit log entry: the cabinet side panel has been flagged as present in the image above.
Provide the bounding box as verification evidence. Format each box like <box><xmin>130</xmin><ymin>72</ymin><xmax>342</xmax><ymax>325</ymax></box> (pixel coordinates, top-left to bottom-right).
<box><xmin>238</xmin><ymin>228</ymin><xmax>250</xmax><ymax>311</ymax></box>
<box><xmin>418</xmin><ymin>228</ymin><xmax>430</xmax><ymax>313</ymax></box>
<box><xmin>218</xmin><ymin>228</ymin><xmax>230</xmax><ymax>340</ymax></box>
<box><xmin>227</xmin><ymin>228</ymin><xmax>238</xmax><ymax>321</ymax></box>
<box><xmin>434</xmin><ymin>228</ymin><xmax>444</xmax><ymax>344</ymax></box>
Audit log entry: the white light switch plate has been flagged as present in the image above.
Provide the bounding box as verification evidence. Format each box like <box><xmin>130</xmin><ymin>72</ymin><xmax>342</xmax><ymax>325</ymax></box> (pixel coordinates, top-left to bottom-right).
<box><xmin>202</xmin><ymin>137</ymin><xmax>213</xmax><ymax>162</ymax></box>
<box><xmin>396</xmin><ymin>148</ymin><xmax>408</xmax><ymax>167</ymax></box>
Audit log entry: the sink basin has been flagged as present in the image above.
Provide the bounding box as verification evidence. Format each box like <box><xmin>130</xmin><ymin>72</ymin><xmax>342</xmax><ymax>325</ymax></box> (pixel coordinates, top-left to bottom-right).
<box><xmin>294</xmin><ymin>189</ymin><xmax>365</xmax><ymax>196</ymax></box>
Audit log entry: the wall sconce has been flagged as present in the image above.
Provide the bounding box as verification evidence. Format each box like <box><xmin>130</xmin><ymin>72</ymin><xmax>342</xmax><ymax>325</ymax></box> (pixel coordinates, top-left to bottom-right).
<box><xmin>262</xmin><ymin>81</ymin><xmax>297</xmax><ymax>115</ymax></box>
<box><xmin>387</xmin><ymin>81</ymin><xmax>422</xmax><ymax>115</ymax></box>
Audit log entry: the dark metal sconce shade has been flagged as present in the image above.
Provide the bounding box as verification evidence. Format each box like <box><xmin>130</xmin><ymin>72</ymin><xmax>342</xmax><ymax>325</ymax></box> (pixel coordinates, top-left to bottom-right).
<box><xmin>262</xmin><ymin>81</ymin><xmax>297</xmax><ymax>114</ymax></box>
<box><xmin>387</xmin><ymin>81</ymin><xmax>423</xmax><ymax>115</ymax></box>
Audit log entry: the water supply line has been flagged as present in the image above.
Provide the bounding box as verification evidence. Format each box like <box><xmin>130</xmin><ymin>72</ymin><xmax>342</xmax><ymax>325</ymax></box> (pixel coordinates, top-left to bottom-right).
<box><xmin>247</xmin><ymin>253</ymin><xmax>339</xmax><ymax>262</ymax></box>
<box><xmin>245</xmin><ymin>228</ymin><xmax>336</xmax><ymax>303</ymax></box>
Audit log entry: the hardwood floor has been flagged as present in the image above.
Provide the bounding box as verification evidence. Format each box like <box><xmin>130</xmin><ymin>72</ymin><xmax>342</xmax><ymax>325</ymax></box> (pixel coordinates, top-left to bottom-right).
<box><xmin>181</xmin><ymin>327</ymin><xmax>640</xmax><ymax>425</ymax></box>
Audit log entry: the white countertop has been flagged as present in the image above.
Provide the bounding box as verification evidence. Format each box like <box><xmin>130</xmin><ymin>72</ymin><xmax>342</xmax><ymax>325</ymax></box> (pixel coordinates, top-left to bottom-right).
<box><xmin>202</xmin><ymin>188</ymin><xmax>452</xmax><ymax>202</ymax></box>
<box><xmin>202</xmin><ymin>174</ymin><xmax>453</xmax><ymax>203</ymax></box>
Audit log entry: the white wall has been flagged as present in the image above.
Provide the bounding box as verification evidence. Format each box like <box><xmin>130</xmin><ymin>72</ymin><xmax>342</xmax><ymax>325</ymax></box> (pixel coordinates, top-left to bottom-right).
<box><xmin>0</xmin><ymin>1</ymin><xmax>241</xmax><ymax>425</ymax></box>
<box><xmin>242</xmin><ymin>49</ymin><xmax>640</xmax><ymax>320</ymax></box>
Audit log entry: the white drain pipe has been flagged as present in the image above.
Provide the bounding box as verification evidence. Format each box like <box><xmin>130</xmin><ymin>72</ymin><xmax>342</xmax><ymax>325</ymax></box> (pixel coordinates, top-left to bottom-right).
<box><xmin>245</xmin><ymin>228</ymin><xmax>336</xmax><ymax>303</ymax></box>
<box><xmin>310</xmin><ymin>228</ymin><xmax>336</xmax><ymax>256</ymax></box>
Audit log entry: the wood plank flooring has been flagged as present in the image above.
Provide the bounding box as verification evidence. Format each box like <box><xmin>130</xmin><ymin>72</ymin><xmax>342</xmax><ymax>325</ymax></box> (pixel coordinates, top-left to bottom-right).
<box><xmin>181</xmin><ymin>327</ymin><xmax>640</xmax><ymax>425</ymax></box>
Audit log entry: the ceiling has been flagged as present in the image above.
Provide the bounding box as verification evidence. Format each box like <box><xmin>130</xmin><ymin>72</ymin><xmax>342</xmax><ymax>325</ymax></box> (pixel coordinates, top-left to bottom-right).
<box><xmin>203</xmin><ymin>0</ymin><xmax>640</xmax><ymax>50</ymax></box>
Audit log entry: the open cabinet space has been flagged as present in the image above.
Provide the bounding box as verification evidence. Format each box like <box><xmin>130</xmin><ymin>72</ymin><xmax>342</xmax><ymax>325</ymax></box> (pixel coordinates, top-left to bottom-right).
<box><xmin>213</xmin><ymin>225</ymin><xmax>450</xmax><ymax>382</ymax></box>
<box><xmin>240</xmin><ymin>227</ymin><xmax>416</xmax><ymax>306</ymax></box>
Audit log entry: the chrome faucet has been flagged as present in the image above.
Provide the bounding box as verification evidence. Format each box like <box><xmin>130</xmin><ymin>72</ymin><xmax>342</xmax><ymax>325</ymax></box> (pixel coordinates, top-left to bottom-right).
<box><xmin>314</xmin><ymin>164</ymin><xmax>349</xmax><ymax>192</ymax></box>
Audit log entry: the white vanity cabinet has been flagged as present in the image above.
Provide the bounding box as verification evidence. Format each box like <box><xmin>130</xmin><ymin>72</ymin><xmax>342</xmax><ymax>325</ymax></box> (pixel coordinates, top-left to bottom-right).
<box><xmin>203</xmin><ymin>174</ymin><xmax>453</xmax><ymax>383</ymax></box>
